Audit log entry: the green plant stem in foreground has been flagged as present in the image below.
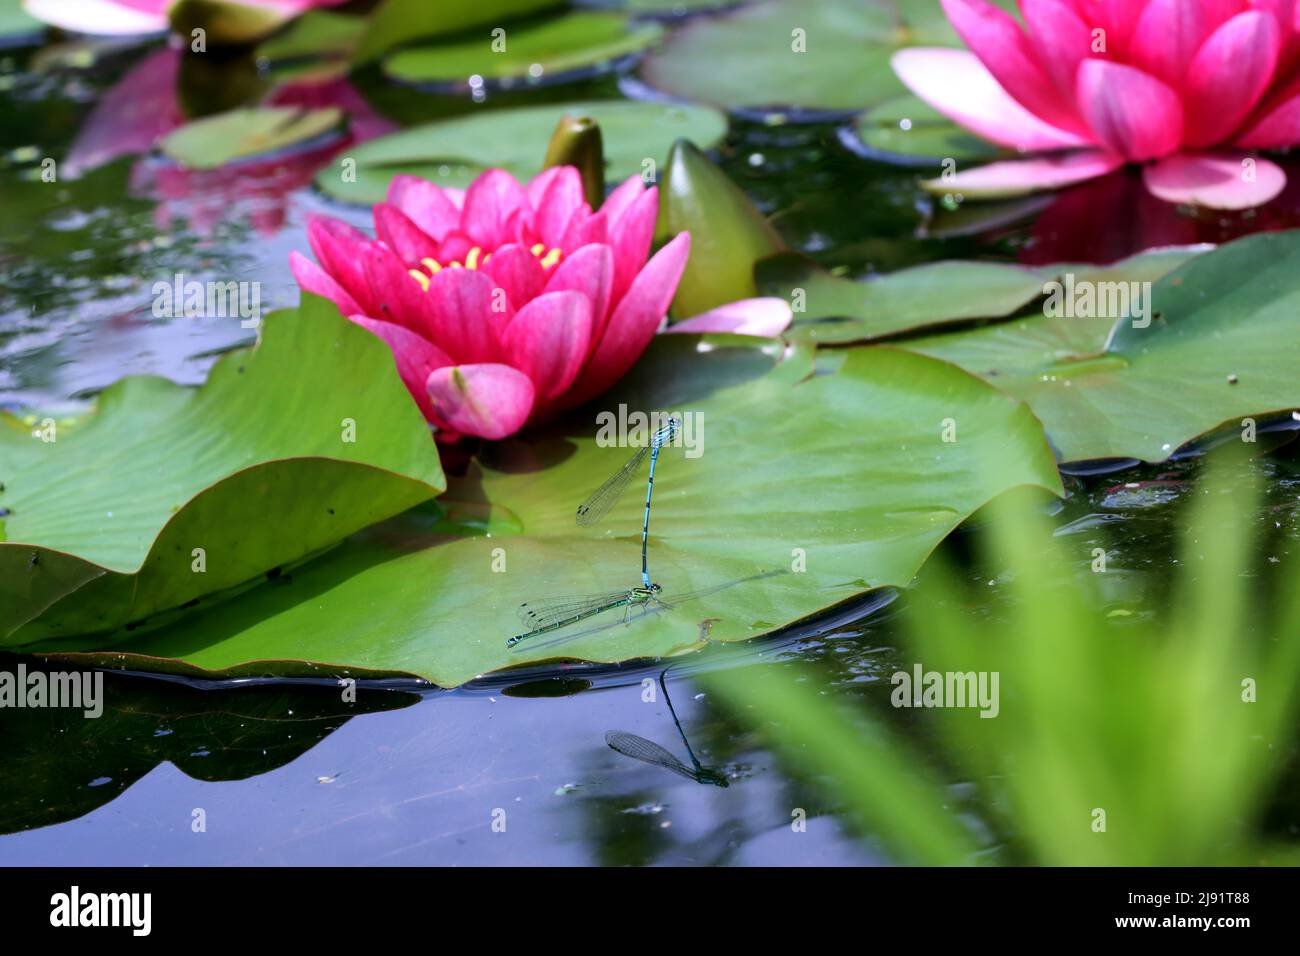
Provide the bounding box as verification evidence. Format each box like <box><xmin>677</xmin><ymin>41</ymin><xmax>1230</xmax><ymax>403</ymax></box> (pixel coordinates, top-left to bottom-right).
<box><xmin>705</xmin><ymin>454</ymin><xmax>1300</xmax><ymax>866</ymax></box>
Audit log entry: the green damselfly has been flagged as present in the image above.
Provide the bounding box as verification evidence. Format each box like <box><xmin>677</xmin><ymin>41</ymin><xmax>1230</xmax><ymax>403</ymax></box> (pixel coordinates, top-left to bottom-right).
<box><xmin>506</xmin><ymin>583</ymin><xmax>666</xmax><ymax>648</ymax></box>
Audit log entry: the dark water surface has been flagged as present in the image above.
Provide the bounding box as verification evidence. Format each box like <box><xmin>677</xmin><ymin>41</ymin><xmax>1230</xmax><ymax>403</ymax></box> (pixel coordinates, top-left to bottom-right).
<box><xmin>3</xmin><ymin>37</ymin><xmax>1300</xmax><ymax>865</ymax></box>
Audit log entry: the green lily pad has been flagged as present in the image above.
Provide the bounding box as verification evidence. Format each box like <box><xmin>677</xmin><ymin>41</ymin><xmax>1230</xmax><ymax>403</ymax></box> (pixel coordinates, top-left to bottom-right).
<box><xmin>850</xmin><ymin>94</ymin><xmax>1006</xmax><ymax>165</ymax></box>
<box><xmin>1</xmin><ymin>0</ymin><xmax>43</xmax><ymax>44</ymax></box>
<box><xmin>757</xmin><ymin>247</ymin><xmax>1205</xmax><ymax>344</ymax></box>
<box><xmin>31</xmin><ymin>336</ymin><xmax>1062</xmax><ymax>686</ymax></box>
<box><xmin>0</xmin><ymin>295</ymin><xmax>445</xmax><ymax>644</ymax></box>
<box><xmin>255</xmin><ymin>9</ymin><xmax>367</xmax><ymax>66</ymax></box>
<box><xmin>383</xmin><ymin>12</ymin><xmax>664</xmax><ymax>90</ymax></box>
<box><xmin>353</xmin><ymin>0</ymin><xmax>565</xmax><ymax>66</ymax></box>
<box><xmin>579</xmin><ymin>0</ymin><xmax>735</xmax><ymax>14</ymax></box>
<box><xmin>161</xmin><ymin>106</ymin><xmax>344</xmax><ymax>169</ymax></box>
<box><xmin>636</xmin><ymin>0</ymin><xmax>974</xmax><ymax>118</ymax></box>
<box><xmin>313</xmin><ymin>99</ymin><xmax>726</xmax><ymax>204</ymax></box>
<box><xmin>902</xmin><ymin>232</ymin><xmax>1300</xmax><ymax>463</ymax></box>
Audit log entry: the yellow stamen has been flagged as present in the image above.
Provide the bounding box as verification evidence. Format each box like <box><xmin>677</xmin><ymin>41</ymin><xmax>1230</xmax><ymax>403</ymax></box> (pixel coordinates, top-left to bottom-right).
<box><xmin>530</xmin><ymin>243</ymin><xmax>546</xmax><ymax>256</ymax></box>
<box><xmin>466</xmin><ymin>246</ymin><xmax>482</xmax><ymax>270</ymax></box>
<box><xmin>539</xmin><ymin>248</ymin><xmax>562</xmax><ymax>269</ymax></box>
<box><xmin>408</xmin><ymin>269</ymin><xmax>430</xmax><ymax>291</ymax></box>
<box><xmin>421</xmin><ymin>257</ymin><xmax>442</xmax><ymax>274</ymax></box>
<box><xmin>450</xmin><ymin>261</ymin><xmax>463</xmax><ymax>268</ymax></box>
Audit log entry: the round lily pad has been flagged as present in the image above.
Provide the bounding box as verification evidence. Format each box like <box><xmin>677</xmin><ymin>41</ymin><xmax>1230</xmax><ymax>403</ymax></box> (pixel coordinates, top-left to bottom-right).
<box><xmin>383</xmin><ymin>12</ymin><xmax>664</xmax><ymax>91</ymax></box>
<box><xmin>579</xmin><ymin>0</ymin><xmax>739</xmax><ymax>16</ymax></box>
<box><xmin>29</xmin><ymin>336</ymin><xmax>1062</xmax><ymax>686</ymax></box>
<box><xmin>0</xmin><ymin>0</ymin><xmax>44</xmax><ymax>47</ymax></box>
<box><xmin>636</xmin><ymin>0</ymin><xmax>912</xmax><ymax>119</ymax></box>
<box><xmin>161</xmin><ymin>106</ymin><xmax>344</xmax><ymax>169</ymax></box>
<box><xmin>903</xmin><ymin>233</ymin><xmax>1300</xmax><ymax>463</ymax></box>
<box><xmin>313</xmin><ymin>98</ymin><xmax>726</xmax><ymax>204</ymax></box>
<box><xmin>847</xmin><ymin>94</ymin><xmax>1007</xmax><ymax>166</ymax></box>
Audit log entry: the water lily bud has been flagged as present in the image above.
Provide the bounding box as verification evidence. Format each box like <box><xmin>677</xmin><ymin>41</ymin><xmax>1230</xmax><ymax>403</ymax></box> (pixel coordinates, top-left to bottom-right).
<box><xmin>542</xmin><ymin>114</ymin><xmax>605</xmax><ymax>211</ymax></box>
<box><xmin>168</xmin><ymin>0</ymin><xmax>291</xmax><ymax>46</ymax></box>
<box><xmin>660</xmin><ymin>139</ymin><xmax>784</xmax><ymax>319</ymax></box>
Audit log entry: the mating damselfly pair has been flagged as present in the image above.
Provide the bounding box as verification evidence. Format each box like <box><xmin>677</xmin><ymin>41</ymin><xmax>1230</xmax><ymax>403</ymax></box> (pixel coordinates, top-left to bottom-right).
<box><xmin>508</xmin><ymin>416</ymin><xmax>684</xmax><ymax>648</ymax></box>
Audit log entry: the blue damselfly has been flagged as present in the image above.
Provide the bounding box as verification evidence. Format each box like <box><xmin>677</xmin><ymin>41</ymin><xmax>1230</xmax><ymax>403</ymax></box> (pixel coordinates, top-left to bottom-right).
<box><xmin>576</xmin><ymin>416</ymin><xmax>681</xmax><ymax>589</ymax></box>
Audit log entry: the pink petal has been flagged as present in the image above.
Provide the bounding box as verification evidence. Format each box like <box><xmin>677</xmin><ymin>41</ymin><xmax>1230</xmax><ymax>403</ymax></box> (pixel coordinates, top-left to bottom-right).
<box><xmin>1129</xmin><ymin>0</ymin><xmax>1211</xmax><ymax>89</ymax></box>
<box><xmin>306</xmin><ymin>217</ymin><xmax>380</xmax><ymax>317</ymax></box>
<box><xmin>482</xmin><ymin>243</ymin><xmax>546</xmax><ymax>315</ymax></box>
<box><xmin>1076</xmin><ymin>60</ymin><xmax>1183</xmax><ymax>160</ymax></box>
<box><xmin>359</xmin><ymin>241</ymin><xmax>443</xmax><ymax>340</ymax></box>
<box><xmin>347</xmin><ymin>314</ymin><xmax>452</xmax><ymax>425</ymax></box>
<box><xmin>1075</xmin><ymin>0</ymin><xmax>1140</xmax><ymax>56</ymax></box>
<box><xmin>532</xmin><ymin>166</ymin><xmax>587</xmax><ymax>249</ymax></box>
<box><xmin>543</xmin><ymin>243</ymin><xmax>616</xmax><ymax>343</ymax></box>
<box><xmin>940</xmin><ymin>0</ymin><xmax>1083</xmax><ymax>133</ymax></box>
<box><xmin>387</xmin><ymin>174</ymin><xmax>463</xmax><ymax>243</ymax></box>
<box><xmin>921</xmin><ymin>150</ymin><xmax>1124</xmax><ymax>198</ymax></box>
<box><xmin>1019</xmin><ymin>0</ymin><xmax>1091</xmax><ymax>101</ymax></box>
<box><xmin>561</xmin><ymin>206</ymin><xmax>608</xmax><ymax>248</ymax></box>
<box><xmin>1235</xmin><ymin>73</ymin><xmax>1300</xmax><ymax>149</ymax></box>
<box><xmin>562</xmin><ymin>233</ymin><xmax>690</xmax><ymax>407</ymax></box>
<box><xmin>63</xmin><ymin>46</ymin><xmax>182</xmax><ymax>178</ymax></box>
<box><xmin>374</xmin><ymin>203</ymin><xmax>441</xmax><ymax>266</ymax></box>
<box><xmin>290</xmin><ymin>250</ymin><xmax>362</xmax><ymax>317</ymax></box>
<box><xmin>1253</xmin><ymin>0</ymin><xmax>1297</xmax><ymax>34</ymax></box>
<box><xmin>500</xmin><ymin>291</ymin><xmax>594</xmax><ymax>403</ymax></box>
<box><xmin>599</xmin><ymin>175</ymin><xmax>647</xmax><ymax>226</ymax></box>
<box><xmin>525</xmin><ymin>166</ymin><xmax>565</xmax><ymax>208</ymax></box>
<box><xmin>1201</xmin><ymin>0</ymin><xmax>1247</xmax><ymax>29</ymax></box>
<box><xmin>426</xmin><ymin>364</ymin><xmax>536</xmax><ymax>440</ymax></box>
<box><xmin>435</xmin><ymin>230</ymin><xmax>475</xmax><ymax>265</ymax></box>
<box><xmin>665</xmin><ymin>298</ymin><xmax>793</xmax><ymax>337</ymax></box>
<box><xmin>460</xmin><ymin>168</ymin><xmax>531</xmax><ymax>249</ymax></box>
<box><xmin>607</xmin><ymin>186</ymin><xmax>659</xmax><ymax>310</ymax></box>
<box><xmin>1142</xmin><ymin>153</ymin><xmax>1286</xmax><ymax>209</ymax></box>
<box><xmin>1185</xmin><ymin>12</ymin><xmax>1281</xmax><ymax>148</ymax></box>
<box><xmin>891</xmin><ymin>48</ymin><xmax>1089</xmax><ymax>151</ymax></box>
<box><xmin>423</xmin><ymin>266</ymin><xmax>499</xmax><ymax>363</ymax></box>
<box><xmin>24</xmin><ymin>0</ymin><xmax>167</xmax><ymax>35</ymax></box>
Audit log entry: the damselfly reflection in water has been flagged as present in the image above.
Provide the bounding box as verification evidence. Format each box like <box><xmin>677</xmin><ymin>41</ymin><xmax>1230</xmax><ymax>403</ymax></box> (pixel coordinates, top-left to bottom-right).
<box><xmin>605</xmin><ymin>669</ymin><xmax>729</xmax><ymax>787</ymax></box>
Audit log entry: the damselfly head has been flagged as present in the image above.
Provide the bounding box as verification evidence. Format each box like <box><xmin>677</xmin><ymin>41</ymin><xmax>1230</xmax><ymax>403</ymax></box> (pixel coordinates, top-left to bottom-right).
<box><xmin>652</xmin><ymin>415</ymin><xmax>681</xmax><ymax>448</ymax></box>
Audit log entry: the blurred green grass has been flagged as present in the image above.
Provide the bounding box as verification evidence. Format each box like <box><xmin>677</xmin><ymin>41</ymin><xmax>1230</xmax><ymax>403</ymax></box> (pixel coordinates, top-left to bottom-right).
<box><xmin>705</xmin><ymin>451</ymin><xmax>1300</xmax><ymax>865</ymax></box>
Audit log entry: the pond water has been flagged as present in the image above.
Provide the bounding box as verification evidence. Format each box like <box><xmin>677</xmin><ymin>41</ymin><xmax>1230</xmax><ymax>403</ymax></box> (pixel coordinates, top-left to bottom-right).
<box><xmin>3</xmin><ymin>37</ymin><xmax>1300</xmax><ymax>866</ymax></box>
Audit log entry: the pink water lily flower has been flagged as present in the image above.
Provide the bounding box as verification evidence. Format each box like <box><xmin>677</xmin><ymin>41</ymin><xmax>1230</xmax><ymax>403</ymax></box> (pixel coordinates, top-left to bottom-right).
<box><xmin>893</xmin><ymin>0</ymin><xmax>1300</xmax><ymax>210</ymax></box>
<box><xmin>23</xmin><ymin>0</ymin><xmax>347</xmax><ymax>36</ymax></box>
<box><xmin>292</xmin><ymin>167</ymin><xmax>701</xmax><ymax>440</ymax></box>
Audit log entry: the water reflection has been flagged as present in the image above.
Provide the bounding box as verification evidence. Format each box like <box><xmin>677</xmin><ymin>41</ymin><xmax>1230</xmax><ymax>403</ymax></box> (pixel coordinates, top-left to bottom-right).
<box><xmin>605</xmin><ymin>670</ymin><xmax>730</xmax><ymax>787</ymax></box>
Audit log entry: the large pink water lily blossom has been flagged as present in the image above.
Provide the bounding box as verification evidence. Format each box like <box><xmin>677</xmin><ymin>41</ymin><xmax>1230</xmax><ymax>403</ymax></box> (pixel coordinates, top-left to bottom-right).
<box><xmin>893</xmin><ymin>0</ymin><xmax>1300</xmax><ymax>210</ymax></box>
<box><xmin>293</xmin><ymin>167</ymin><xmax>787</xmax><ymax>441</ymax></box>
<box><xmin>22</xmin><ymin>0</ymin><xmax>347</xmax><ymax>36</ymax></box>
